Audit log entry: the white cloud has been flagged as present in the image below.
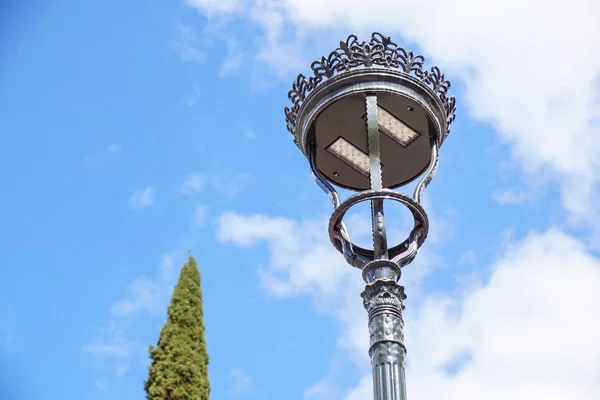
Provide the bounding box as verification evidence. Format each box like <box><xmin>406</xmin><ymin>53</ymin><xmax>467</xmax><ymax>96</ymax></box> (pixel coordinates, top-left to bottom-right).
<box><xmin>458</xmin><ymin>250</ymin><xmax>476</xmax><ymax>266</ymax></box>
<box><xmin>110</xmin><ymin>254</ymin><xmax>178</xmax><ymax>317</ymax></box>
<box><xmin>345</xmin><ymin>228</ymin><xmax>600</xmax><ymax>399</ymax></box>
<box><xmin>219</xmin><ymin>211</ymin><xmax>600</xmax><ymax>399</ymax></box>
<box><xmin>181</xmin><ymin>172</ymin><xmax>250</xmax><ymax>199</ymax></box>
<box><xmin>82</xmin><ymin>323</ymin><xmax>132</xmax><ymax>379</ymax></box>
<box><xmin>83</xmin><ymin>337</ymin><xmax>130</xmax><ymax>359</ymax></box>
<box><xmin>186</xmin><ymin>0</ymin><xmax>245</xmax><ymax>15</ymax></box>
<box><xmin>219</xmin><ymin>212</ymin><xmax>353</xmax><ymax>298</ymax></box>
<box><xmin>219</xmin><ymin>38</ymin><xmax>246</xmax><ymax>77</ymax></box>
<box><xmin>188</xmin><ymin>0</ymin><xmax>600</xmax><ymax>225</ymax></box>
<box><xmin>94</xmin><ymin>379</ymin><xmax>108</xmax><ymax>391</ymax></box>
<box><xmin>181</xmin><ymin>173</ymin><xmax>206</xmax><ymax>194</ymax></box>
<box><xmin>226</xmin><ymin>368</ymin><xmax>253</xmax><ymax>397</ymax></box>
<box><xmin>343</xmin><ymin>375</ymin><xmax>372</xmax><ymax>400</ymax></box>
<box><xmin>128</xmin><ymin>187</ymin><xmax>155</xmax><ymax>209</ymax></box>
<box><xmin>304</xmin><ymin>376</ymin><xmax>342</xmax><ymax>400</ymax></box>
<box><xmin>492</xmin><ymin>187</ymin><xmax>535</xmax><ymax>206</ymax></box>
<box><xmin>171</xmin><ymin>24</ymin><xmax>204</xmax><ymax>63</ymax></box>
<box><xmin>218</xmin><ymin>210</ymin><xmax>435</xmax><ymax>366</ymax></box>
<box><xmin>188</xmin><ymin>0</ymin><xmax>306</xmax><ymax>77</ymax></box>
<box><xmin>187</xmin><ymin>85</ymin><xmax>202</xmax><ymax>107</ymax></box>
<box><xmin>213</xmin><ymin>173</ymin><xmax>251</xmax><ymax>199</ymax></box>
<box><xmin>85</xmin><ymin>253</ymin><xmax>183</xmax><ymax>384</ymax></box>
<box><xmin>196</xmin><ymin>3</ymin><xmax>600</xmax><ymax>396</ymax></box>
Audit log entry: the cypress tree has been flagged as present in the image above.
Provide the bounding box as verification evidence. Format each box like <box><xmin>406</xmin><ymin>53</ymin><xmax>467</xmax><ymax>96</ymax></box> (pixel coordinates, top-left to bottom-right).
<box><xmin>144</xmin><ymin>255</ymin><xmax>210</xmax><ymax>399</ymax></box>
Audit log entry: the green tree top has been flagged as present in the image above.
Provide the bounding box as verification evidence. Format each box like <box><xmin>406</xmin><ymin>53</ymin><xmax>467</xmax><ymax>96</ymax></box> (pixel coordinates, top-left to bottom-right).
<box><xmin>144</xmin><ymin>255</ymin><xmax>210</xmax><ymax>399</ymax></box>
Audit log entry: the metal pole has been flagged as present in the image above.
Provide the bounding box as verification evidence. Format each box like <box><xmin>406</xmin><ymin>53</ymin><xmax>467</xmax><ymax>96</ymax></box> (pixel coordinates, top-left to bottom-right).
<box><xmin>364</xmin><ymin>94</ymin><xmax>407</xmax><ymax>400</ymax></box>
<box><xmin>362</xmin><ymin>275</ymin><xmax>408</xmax><ymax>400</ymax></box>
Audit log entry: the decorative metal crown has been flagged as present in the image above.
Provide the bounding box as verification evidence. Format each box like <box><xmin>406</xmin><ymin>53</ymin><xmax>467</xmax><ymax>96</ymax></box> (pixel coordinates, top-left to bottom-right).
<box><xmin>284</xmin><ymin>32</ymin><xmax>456</xmax><ymax>139</ymax></box>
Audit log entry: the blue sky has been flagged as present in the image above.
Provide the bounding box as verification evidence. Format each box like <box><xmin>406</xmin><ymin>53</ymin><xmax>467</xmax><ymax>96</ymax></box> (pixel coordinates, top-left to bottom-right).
<box><xmin>2</xmin><ymin>1</ymin><xmax>600</xmax><ymax>400</ymax></box>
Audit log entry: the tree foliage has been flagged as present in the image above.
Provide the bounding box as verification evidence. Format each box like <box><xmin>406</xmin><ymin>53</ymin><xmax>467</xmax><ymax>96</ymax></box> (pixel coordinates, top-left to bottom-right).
<box><xmin>144</xmin><ymin>256</ymin><xmax>210</xmax><ymax>399</ymax></box>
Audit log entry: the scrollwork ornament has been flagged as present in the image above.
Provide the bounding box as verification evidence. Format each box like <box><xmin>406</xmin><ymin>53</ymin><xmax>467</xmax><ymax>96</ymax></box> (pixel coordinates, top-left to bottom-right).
<box><xmin>397</xmin><ymin>47</ymin><xmax>424</xmax><ymax>74</ymax></box>
<box><xmin>309</xmin><ymin>54</ymin><xmax>339</xmax><ymax>87</ymax></box>
<box><xmin>426</xmin><ymin>66</ymin><xmax>451</xmax><ymax>96</ymax></box>
<box><xmin>339</xmin><ymin>34</ymin><xmax>366</xmax><ymax>68</ymax></box>
<box><xmin>289</xmin><ymin>74</ymin><xmax>309</xmax><ymax>104</ymax></box>
<box><xmin>371</xmin><ymin>32</ymin><xmax>400</xmax><ymax>68</ymax></box>
<box><xmin>443</xmin><ymin>94</ymin><xmax>457</xmax><ymax>127</ymax></box>
<box><xmin>284</xmin><ymin>106</ymin><xmax>295</xmax><ymax>134</ymax></box>
<box><xmin>284</xmin><ymin>32</ymin><xmax>455</xmax><ymax>139</ymax></box>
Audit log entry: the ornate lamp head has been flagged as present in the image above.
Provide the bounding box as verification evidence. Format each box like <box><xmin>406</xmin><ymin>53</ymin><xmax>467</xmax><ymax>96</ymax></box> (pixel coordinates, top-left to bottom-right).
<box><xmin>284</xmin><ymin>32</ymin><xmax>455</xmax><ymax>275</ymax></box>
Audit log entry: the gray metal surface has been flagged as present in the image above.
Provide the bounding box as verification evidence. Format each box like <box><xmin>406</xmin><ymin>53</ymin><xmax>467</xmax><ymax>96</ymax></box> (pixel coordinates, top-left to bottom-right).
<box><xmin>366</xmin><ymin>95</ymin><xmax>388</xmax><ymax>260</ymax></box>
<box><xmin>283</xmin><ymin>32</ymin><xmax>457</xmax><ymax>400</ymax></box>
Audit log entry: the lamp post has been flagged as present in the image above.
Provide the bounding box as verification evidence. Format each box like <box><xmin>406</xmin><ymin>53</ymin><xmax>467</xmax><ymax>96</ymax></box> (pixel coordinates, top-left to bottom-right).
<box><xmin>283</xmin><ymin>32</ymin><xmax>456</xmax><ymax>400</ymax></box>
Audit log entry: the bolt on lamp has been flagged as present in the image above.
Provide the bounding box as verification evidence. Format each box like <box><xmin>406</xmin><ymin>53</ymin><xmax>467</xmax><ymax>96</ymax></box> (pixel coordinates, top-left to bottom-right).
<box><xmin>283</xmin><ymin>32</ymin><xmax>456</xmax><ymax>400</ymax></box>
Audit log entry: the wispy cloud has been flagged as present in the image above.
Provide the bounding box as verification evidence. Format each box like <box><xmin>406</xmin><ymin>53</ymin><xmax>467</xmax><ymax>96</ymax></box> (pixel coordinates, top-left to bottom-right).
<box><xmin>180</xmin><ymin>172</ymin><xmax>251</xmax><ymax>199</ymax></box>
<box><xmin>219</xmin><ymin>38</ymin><xmax>246</xmax><ymax>77</ymax></box>
<box><xmin>304</xmin><ymin>376</ymin><xmax>340</xmax><ymax>400</ymax></box>
<box><xmin>219</xmin><ymin>211</ymin><xmax>600</xmax><ymax>399</ymax></box>
<box><xmin>492</xmin><ymin>187</ymin><xmax>535</xmax><ymax>206</ymax></box>
<box><xmin>94</xmin><ymin>379</ymin><xmax>109</xmax><ymax>391</ymax></box>
<box><xmin>226</xmin><ymin>368</ymin><xmax>253</xmax><ymax>397</ymax></box>
<box><xmin>186</xmin><ymin>0</ymin><xmax>245</xmax><ymax>15</ymax></box>
<box><xmin>84</xmin><ymin>253</ymin><xmax>183</xmax><ymax>387</ymax></box>
<box><xmin>110</xmin><ymin>254</ymin><xmax>178</xmax><ymax>317</ymax></box>
<box><xmin>82</xmin><ymin>323</ymin><xmax>133</xmax><ymax>380</ymax></box>
<box><xmin>171</xmin><ymin>24</ymin><xmax>204</xmax><ymax>63</ymax></box>
<box><xmin>187</xmin><ymin>85</ymin><xmax>202</xmax><ymax>107</ymax></box>
<box><xmin>181</xmin><ymin>173</ymin><xmax>205</xmax><ymax>194</ymax></box>
<box><xmin>84</xmin><ymin>144</ymin><xmax>124</xmax><ymax>165</ymax></box>
<box><xmin>458</xmin><ymin>250</ymin><xmax>476</xmax><ymax>265</ymax></box>
<box><xmin>128</xmin><ymin>187</ymin><xmax>155</xmax><ymax>209</ymax></box>
<box><xmin>188</xmin><ymin>0</ymin><xmax>600</xmax><ymax>228</ymax></box>
<box><xmin>213</xmin><ymin>173</ymin><xmax>251</xmax><ymax>199</ymax></box>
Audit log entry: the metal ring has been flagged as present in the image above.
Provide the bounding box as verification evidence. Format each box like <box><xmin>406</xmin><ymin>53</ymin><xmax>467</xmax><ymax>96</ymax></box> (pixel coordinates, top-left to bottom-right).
<box><xmin>328</xmin><ymin>189</ymin><xmax>429</xmax><ymax>267</ymax></box>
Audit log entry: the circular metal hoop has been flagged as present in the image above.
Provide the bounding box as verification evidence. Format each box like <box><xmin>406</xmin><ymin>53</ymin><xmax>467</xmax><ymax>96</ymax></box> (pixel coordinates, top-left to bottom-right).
<box><xmin>328</xmin><ymin>189</ymin><xmax>429</xmax><ymax>267</ymax></box>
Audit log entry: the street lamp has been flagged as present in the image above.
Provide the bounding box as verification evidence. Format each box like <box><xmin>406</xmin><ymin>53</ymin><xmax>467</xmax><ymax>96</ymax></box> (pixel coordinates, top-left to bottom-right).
<box><xmin>284</xmin><ymin>32</ymin><xmax>456</xmax><ymax>400</ymax></box>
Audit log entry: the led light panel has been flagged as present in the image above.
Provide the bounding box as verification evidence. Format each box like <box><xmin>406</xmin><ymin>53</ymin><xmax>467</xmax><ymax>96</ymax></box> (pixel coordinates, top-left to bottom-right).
<box><xmin>377</xmin><ymin>106</ymin><xmax>420</xmax><ymax>147</ymax></box>
<box><xmin>326</xmin><ymin>137</ymin><xmax>371</xmax><ymax>177</ymax></box>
